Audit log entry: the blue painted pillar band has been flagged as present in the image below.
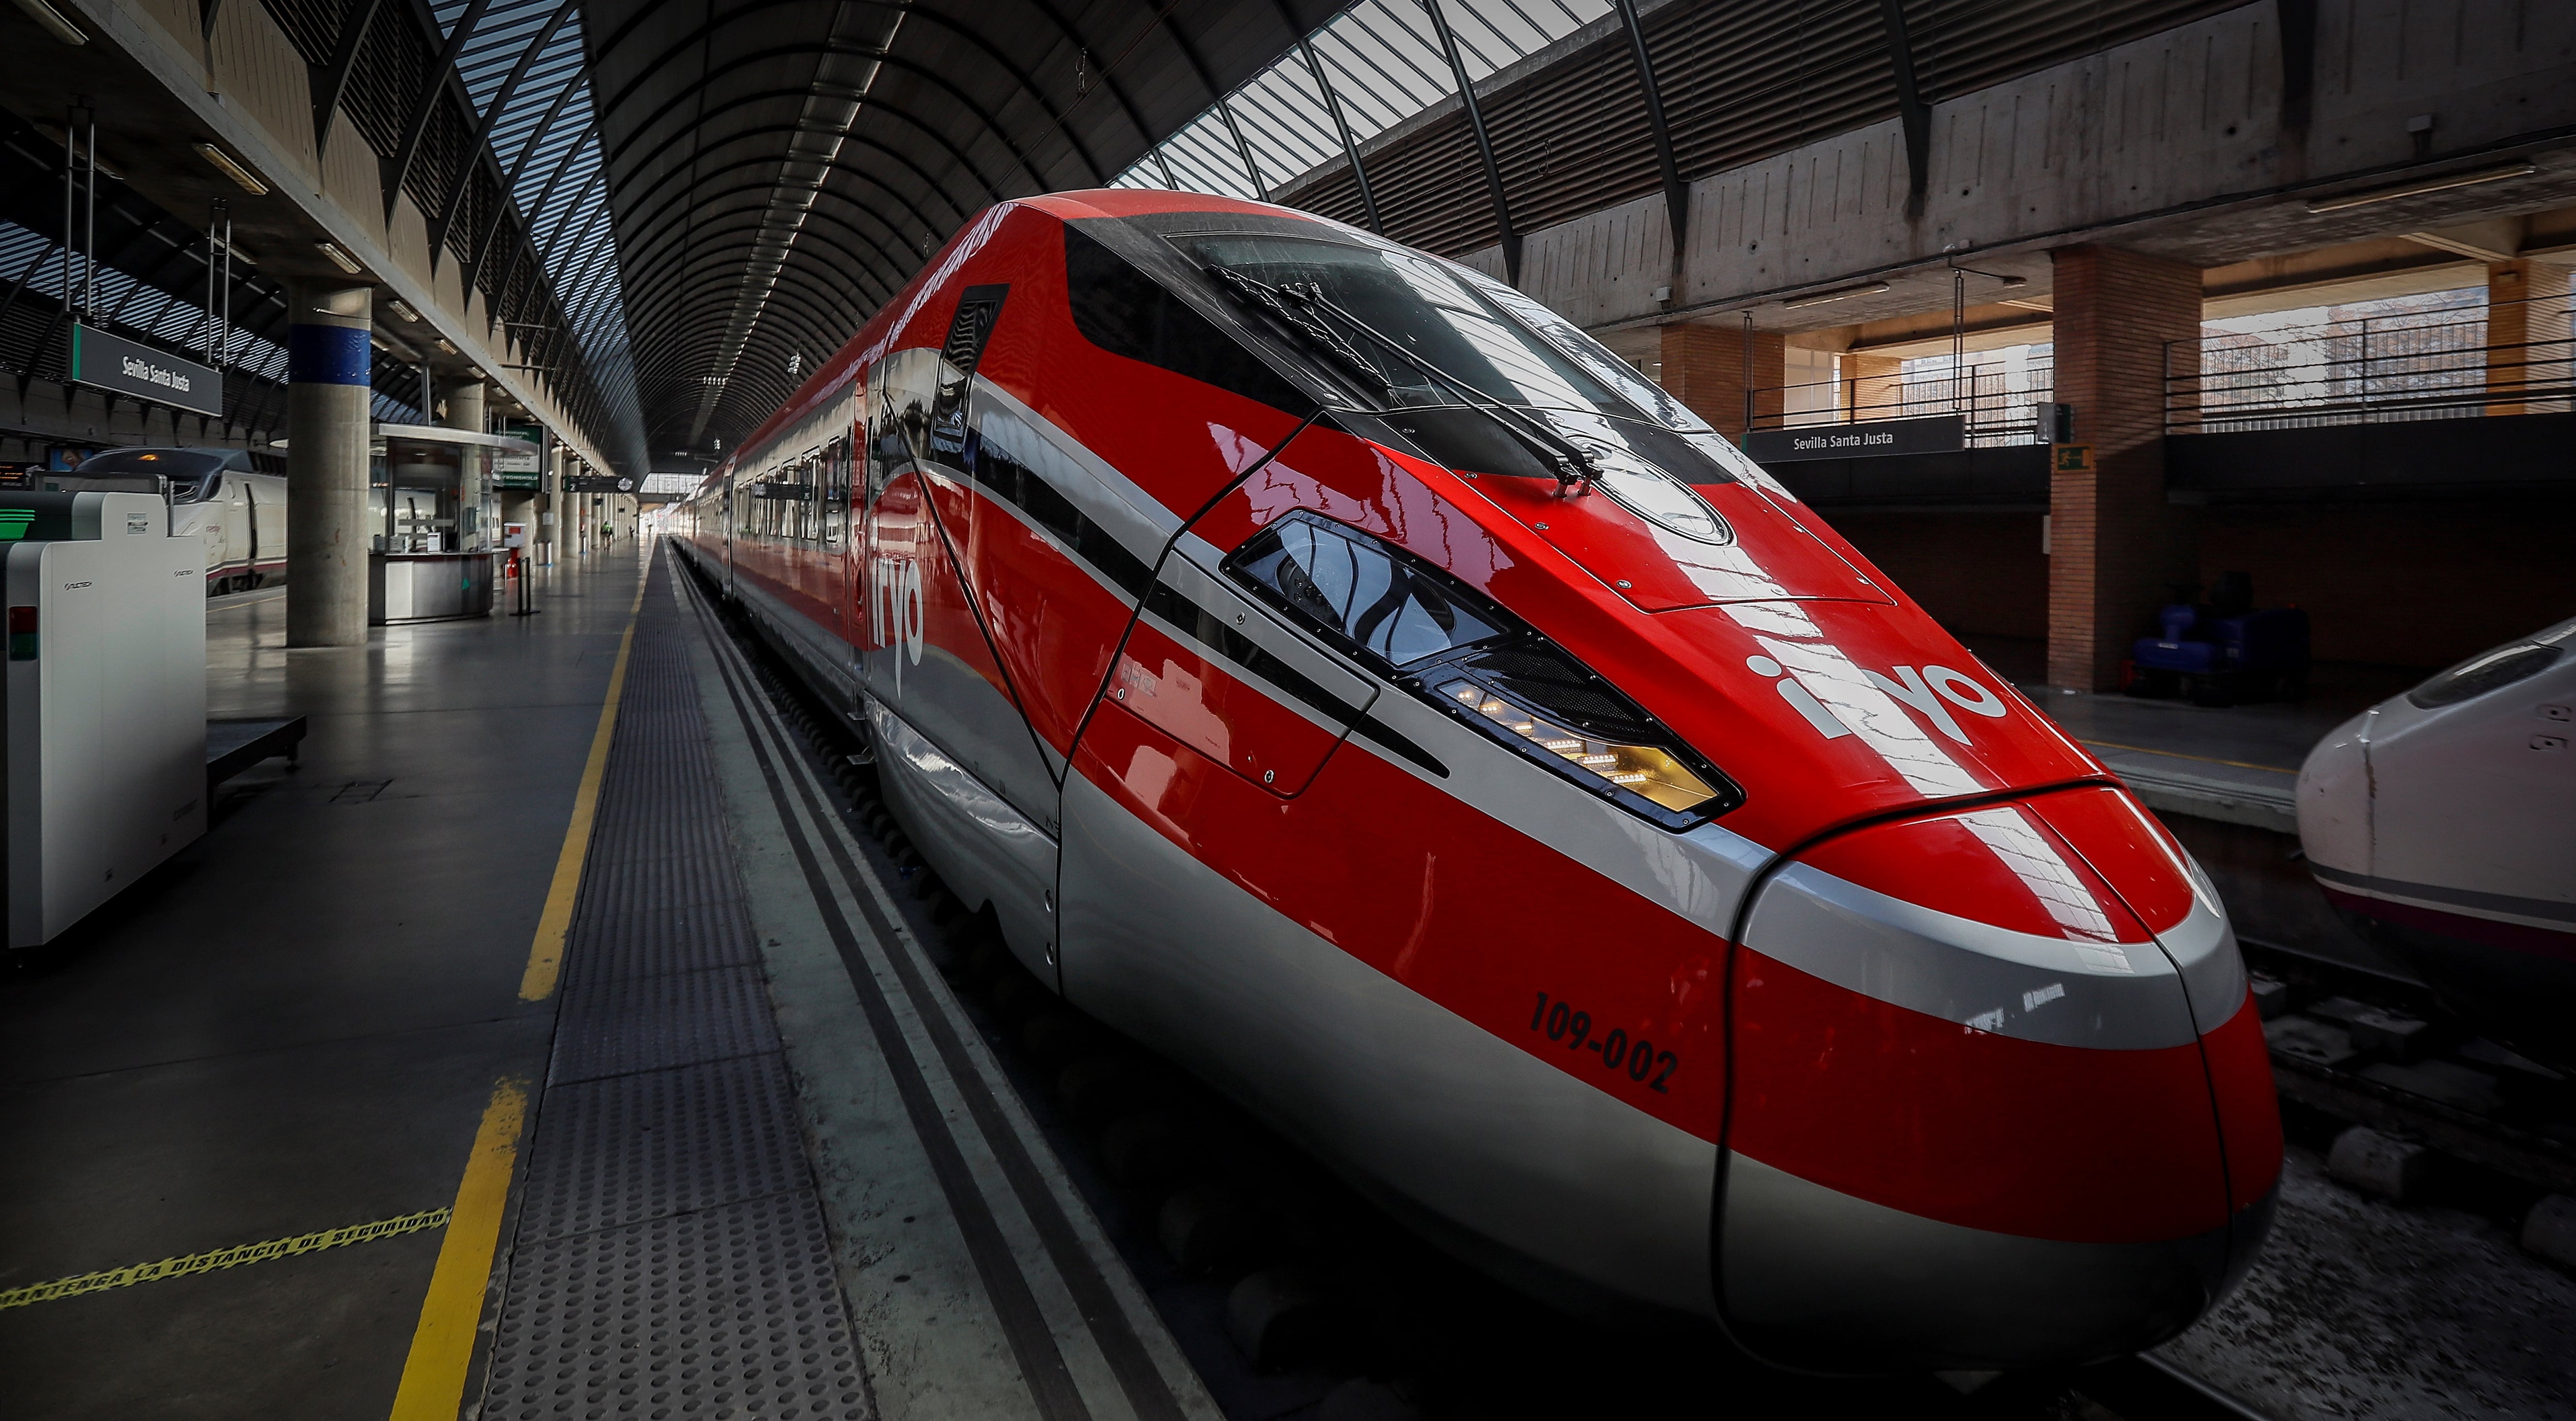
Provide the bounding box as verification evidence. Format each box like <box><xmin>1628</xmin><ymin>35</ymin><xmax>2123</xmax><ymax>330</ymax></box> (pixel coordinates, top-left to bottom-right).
<box><xmin>289</xmin><ymin>323</ymin><xmax>371</xmax><ymax>385</ymax></box>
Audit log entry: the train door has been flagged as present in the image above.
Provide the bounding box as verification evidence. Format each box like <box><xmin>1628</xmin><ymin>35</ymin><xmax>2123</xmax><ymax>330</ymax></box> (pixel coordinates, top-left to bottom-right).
<box><xmin>862</xmin><ymin>342</ymin><xmax>1061</xmax><ymax>980</ymax></box>
<box><xmin>249</xmin><ymin>477</ymin><xmax>285</xmax><ymax>581</ymax></box>
<box><xmin>214</xmin><ymin>476</ymin><xmax>248</xmax><ymax>577</ymax></box>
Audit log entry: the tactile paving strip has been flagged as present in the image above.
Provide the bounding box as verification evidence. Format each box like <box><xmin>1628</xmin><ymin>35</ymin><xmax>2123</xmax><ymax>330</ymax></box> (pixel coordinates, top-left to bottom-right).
<box><xmin>517</xmin><ymin>1054</ymin><xmax>808</xmax><ymax>1240</ymax></box>
<box><xmin>560</xmin><ymin>897</ymin><xmax>760</xmax><ymax>990</ymax></box>
<box><xmin>576</xmin><ymin>850</ymin><xmax>750</xmax><ymax>922</ymax></box>
<box><xmin>480</xmin><ymin>554</ymin><xmax>869</xmax><ymax>1420</ymax></box>
<box><xmin>479</xmin><ymin>1191</ymin><xmax>867</xmax><ymax>1421</ymax></box>
<box><xmin>548</xmin><ymin>966</ymin><xmax>783</xmax><ymax>1085</ymax></box>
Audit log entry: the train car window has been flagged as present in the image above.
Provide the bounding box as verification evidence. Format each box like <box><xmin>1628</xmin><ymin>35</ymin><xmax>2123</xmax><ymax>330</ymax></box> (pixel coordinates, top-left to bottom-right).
<box><xmin>1063</xmin><ymin>226</ymin><xmax>1315</xmax><ymax>417</ymax></box>
<box><xmin>1226</xmin><ymin>511</ymin><xmax>1511</xmax><ymax>670</ymax></box>
<box><xmin>823</xmin><ymin>436</ymin><xmax>850</xmax><ymax>543</ymax></box>
<box><xmin>1176</xmin><ymin>233</ymin><xmax>1628</xmax><ymax>421</ymax></box>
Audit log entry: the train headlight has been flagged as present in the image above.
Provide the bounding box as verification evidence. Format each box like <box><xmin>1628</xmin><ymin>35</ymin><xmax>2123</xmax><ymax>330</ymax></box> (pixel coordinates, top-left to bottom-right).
<box><xmin>1226</xmin><ymin>510</ymin><xmax>1742</xmax><ymax>828</ymax></box>
<box><xmin>1438</xmin><ymin>677</ymin><xmax>1721</xmax><ymax>813</ymax></box>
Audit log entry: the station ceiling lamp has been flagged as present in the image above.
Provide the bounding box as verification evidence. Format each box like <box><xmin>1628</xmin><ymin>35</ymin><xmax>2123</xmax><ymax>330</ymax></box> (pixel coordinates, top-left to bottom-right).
<box><xmin>1782</xmin><ymin>279</ymin><xmax>1892</xmax><ymax>309</ymax></box>
<box><xmin>192</xmin><ymin>142</ymin><xmax>266</xmax><ymax>196</ymax></box>
<box><xmin>313</xmin><ymin>240</ymin><xmax>364</xmax><ymax>274</ymax></box>
<box><xmin>2306</xmin><ymin>161</ymin><xmax>2536</xmax><ymax>214</ymax></box>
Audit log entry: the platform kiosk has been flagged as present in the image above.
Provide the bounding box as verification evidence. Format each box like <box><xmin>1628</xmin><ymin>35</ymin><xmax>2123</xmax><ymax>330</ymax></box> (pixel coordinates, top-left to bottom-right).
<box><xmin>2</xmin><ymin>492</ymin><xmax>206</xmax><ymax>949</ymax></box>
<box><xmin>368</xmin><ymin>424</ymin><xmax>535</xmax><ymax>623</ymax></box>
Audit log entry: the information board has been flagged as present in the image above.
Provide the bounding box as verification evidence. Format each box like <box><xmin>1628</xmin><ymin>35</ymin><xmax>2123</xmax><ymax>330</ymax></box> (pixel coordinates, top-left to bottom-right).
<box><xmin>67</xmin><ymin>325</ymin><xmax>223</xmax><ymax>418</ymax></box>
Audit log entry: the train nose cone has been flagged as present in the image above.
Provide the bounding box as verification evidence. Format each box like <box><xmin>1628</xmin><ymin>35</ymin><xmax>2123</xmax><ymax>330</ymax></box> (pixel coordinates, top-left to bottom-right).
<box><xmin>1718</xmin><ymin>786</ymin><xmax>2279</xmax><ymax>1373</ymax></box>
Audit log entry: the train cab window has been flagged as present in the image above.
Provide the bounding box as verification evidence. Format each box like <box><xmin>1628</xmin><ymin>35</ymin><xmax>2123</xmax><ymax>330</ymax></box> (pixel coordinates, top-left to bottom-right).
<box><xmin>1063</xmin><ymin>225</ymin><xmax>1315</xmax><ymax>416</ymax></box>
<box><xmin>1226</xmin><ymin>511</ymin><xmax>1510</xmax><ymax>670</ymax></box>
<box><xmin>2408</xmin><ymin>642</ymin><xmax>2564</xmax><ymax>709</ymax></box>
<box><xmin>1176</xmin><ymin>233</ymin><xmax>1626</xmax><ymax>418</ymax></box>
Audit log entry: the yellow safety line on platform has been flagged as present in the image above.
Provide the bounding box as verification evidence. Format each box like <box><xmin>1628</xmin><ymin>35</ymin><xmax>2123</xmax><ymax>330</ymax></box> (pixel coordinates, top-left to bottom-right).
<box><xmin>516</xmin><ymin>565</ymin><xmax>651</xmax><ymax>1001</ymax></box>
<box><xmin>388</xmin><ymin>1078</ymin><xmax>529</xmax><ymax>1421</ymax></box>
<box><xmin>2081</xmin><ymin>738</ymin><xmax>2298</xmax><ymax>776</ymax></box>
<box><xmin>0</xmin><ymin>1209</ymin><xmax>451</xmax><ymax>1310</ymax></box>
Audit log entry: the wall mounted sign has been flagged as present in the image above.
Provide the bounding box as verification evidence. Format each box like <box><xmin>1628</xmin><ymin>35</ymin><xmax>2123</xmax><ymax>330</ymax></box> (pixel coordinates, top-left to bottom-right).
<box><xmin>2052</xmin><ymin>443</ymin><xmax>2095</xmax><ymax>473</ymax></box>
<box><xmin>495</xmin><ymin>425</ymin><xmax>543</xmax><ymax>475</ymax></box>
<box><xmin>1742</xmin><ymin>413</ymin><xmax>1966</xmax><ymax>464</ymax></box>
<box><xmin>67</xmin><ymin>325</ymin><xmax>223</xmax><ymax>418</ymax></box>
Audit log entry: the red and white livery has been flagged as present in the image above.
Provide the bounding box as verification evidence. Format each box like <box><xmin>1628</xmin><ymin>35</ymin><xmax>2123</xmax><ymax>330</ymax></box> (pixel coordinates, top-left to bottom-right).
<box><xmin>672</xmin><ymin>191</ymin><xmax>2279</xmax><ymax>1373</ymax></box>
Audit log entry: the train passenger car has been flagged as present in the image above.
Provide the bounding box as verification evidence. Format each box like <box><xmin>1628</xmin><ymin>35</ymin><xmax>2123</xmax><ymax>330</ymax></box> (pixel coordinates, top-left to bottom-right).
<box><xmin>670</xmin><ymin>190</ymin><xmax>2279</xmax><ymax>1374</ymax></box>
<box><xmin>74</xmin><ymin>447</ymin><xmax>288</xmax><ymax>593</ymax></box>
<box><xmin>2299</xmin><ymin>617</ymin><xmax>2576</xmax><ymax>1069</ymax></box>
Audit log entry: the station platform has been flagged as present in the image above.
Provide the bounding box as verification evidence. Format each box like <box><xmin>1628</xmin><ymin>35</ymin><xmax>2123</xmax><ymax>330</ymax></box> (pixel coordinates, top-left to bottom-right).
<box><xmin>0</xmin><ymin>543</ymin><xmax>1211</xmax><ymax>1420</ymax></box>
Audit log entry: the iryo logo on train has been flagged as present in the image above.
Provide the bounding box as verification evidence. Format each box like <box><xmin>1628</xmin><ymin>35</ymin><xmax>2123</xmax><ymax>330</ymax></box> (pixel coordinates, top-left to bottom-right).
<box><xmin>870</xmin><ymin>553</ymin><xmax>925</xmax><ymax>688</ymax></box>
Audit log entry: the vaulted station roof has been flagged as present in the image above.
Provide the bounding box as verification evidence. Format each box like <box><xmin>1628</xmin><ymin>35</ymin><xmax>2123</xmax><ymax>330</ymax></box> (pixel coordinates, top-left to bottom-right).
<box><xmin>582</xmin><ymin>0</ymin><xmax>1361</xmax><ymax>463</ymax></box>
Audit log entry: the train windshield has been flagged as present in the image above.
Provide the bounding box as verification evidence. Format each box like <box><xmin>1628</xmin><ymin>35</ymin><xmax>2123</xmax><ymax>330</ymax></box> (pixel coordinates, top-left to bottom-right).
<box><xmin>1180</xmin><ymin>234</ymin><xmax>1634</xmax><ymax>420</ymax></box>
<box><xmin>77</xmin><ymin>448</ymin><xmax>232</xmax><ymax>500</ymax></box>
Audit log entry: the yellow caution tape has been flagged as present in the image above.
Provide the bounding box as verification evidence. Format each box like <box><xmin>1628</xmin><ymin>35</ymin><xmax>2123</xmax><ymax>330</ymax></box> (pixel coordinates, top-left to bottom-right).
<box><xmin>0</xmin><ymin>1208</ymin><xmax>451</xmax><ymax>1310</ymax></box>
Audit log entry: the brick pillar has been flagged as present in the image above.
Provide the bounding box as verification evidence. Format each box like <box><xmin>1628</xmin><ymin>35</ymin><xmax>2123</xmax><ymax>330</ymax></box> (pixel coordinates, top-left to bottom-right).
<box><xmin>1846</xmin><ymin>352</ymin><xmax>1904</xmax><ymax>421</ymax></box>
<box><xmin>1660</xmin><ymin>321</ymin><xmax>1784</xmax><ymax>437</ymax></box>
<box><xmin>2046</xmin><ymin>245</ymin><xmax>2202</xmax><ymax>691</ymax></box>
<box><xmin>2486</xmin><ymin>260</ymin><xmax>2573</xmax><ymax>415</ymax></box>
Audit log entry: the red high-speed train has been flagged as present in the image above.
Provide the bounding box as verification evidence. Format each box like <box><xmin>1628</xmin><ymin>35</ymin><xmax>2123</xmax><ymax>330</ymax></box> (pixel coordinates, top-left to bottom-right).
<box><xmin>671</xmin><ymin>190</ymin><xmax>2279</xmax><ymax>1373</ymax></box>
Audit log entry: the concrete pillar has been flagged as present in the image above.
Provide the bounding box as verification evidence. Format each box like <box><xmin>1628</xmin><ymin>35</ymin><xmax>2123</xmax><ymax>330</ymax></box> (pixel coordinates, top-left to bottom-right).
<box><xmin>438</xmin><ymin>376</ymin><xmax>484</xmax><ymax>433</ymax></box>
<box><xmin>284</xmin><ymin>280</ymin><xmax>374</xmax><ymax>647</ymax></box>
<box><xmin>1659</xmin><ymin>321</ymin><xmax>1784</xmax><ymax>437</ymax></box>
<box><xmin>2046</xmin><ymin>245</ymin><xmax>2202</xmax><ymax>690</ymax></box>
<box><xmin>2486</xmin><ymin>260</ymin><xmax>2572</xmax><ymax>415</ymax></box>
<box><xmin>1846</xmin><ymin>352</ymin><xmax>1904</xmax><ymax>421</ymax></box>
<box><xmin>439</xmin><ymin>377</ymin><xmax>486</xmax><ymax>551</ymax></box>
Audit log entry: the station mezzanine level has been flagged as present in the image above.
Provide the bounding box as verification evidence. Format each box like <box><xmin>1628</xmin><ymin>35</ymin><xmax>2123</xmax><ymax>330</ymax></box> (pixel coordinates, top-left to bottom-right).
<box><xmin>3</xmin><ymin>0</ymin><xmax>2575</xmax><ymax>1419</ymax></box>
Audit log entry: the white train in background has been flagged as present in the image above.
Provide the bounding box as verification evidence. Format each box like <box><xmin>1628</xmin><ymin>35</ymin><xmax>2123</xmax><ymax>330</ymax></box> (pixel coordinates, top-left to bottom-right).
<box><xmin>62</xmin><ymin>447</ymin><xmax>287</xmax><ymax>595</ymax></box>
<box><xmin>2299</xmin><ymin>615</ymin><xmax>2576</xmax><ymax>1070</ymax></box>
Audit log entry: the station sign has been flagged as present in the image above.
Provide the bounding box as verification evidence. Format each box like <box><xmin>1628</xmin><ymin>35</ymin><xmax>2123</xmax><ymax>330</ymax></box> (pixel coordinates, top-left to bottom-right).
<box><xmin>67</xmin><ymin>324</ymin><xmax>223</xmax><ymax>418</ymax></box>
<box><xmin>495</xmin><ymin>425</ymin><xmax>543</xmax><ymax>475</ymax></box>
<box><xmin>565</xmin><ymin>473</ymin><xmax>636</xmax><ymax>494</ymax></box>
<box><xmin>494</xmin><ymin>470</ymin><xmax>543</xmax><ymax>489</ymax></box>
<box><xmin>1741</xmin><ymin>413</ymin><xmax>1965</xmax><ymax>464</ymax></box>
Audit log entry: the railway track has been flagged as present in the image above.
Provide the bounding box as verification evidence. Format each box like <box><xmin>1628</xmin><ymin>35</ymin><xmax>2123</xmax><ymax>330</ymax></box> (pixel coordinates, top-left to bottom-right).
<box><xmin>2241</xmin><ymin>941</ymin><xmax>2576</xmax><ymax>1222</ymax></box>
<box><xmin>690</xmin><ymin>569</ymin><xmax>2279</xmax><ymax>1421</ymax></box>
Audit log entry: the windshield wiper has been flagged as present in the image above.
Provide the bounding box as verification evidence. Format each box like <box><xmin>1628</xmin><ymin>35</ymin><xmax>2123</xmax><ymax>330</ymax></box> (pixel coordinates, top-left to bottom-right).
<box><xmin>1206</xmin><ymin>264</ymin><xmax>1597</xmax><ymax>493</ymax></box>
<box><xmin>1207</xmin><ymin>266</ymin><xmax>1389</xmax><ymax>393</ymax></box>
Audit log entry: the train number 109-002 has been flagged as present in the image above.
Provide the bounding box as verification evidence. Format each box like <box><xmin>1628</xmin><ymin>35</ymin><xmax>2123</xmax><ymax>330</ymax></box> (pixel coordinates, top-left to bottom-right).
<box><xmin>1529</xmin><ymin>992</ymin><xmax>1676</xmax><ymax>1092</ymax></box>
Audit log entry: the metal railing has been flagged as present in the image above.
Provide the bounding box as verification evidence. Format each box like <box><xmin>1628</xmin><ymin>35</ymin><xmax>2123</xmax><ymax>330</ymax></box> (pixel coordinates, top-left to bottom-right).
<box><xmin>2170</xmin><ymin>294</ymin><xmax>2575</xmax><ymax>432</ymax></box>
<box><xmin>1750</xmin><ymin>353</ymin><xmax>2056</xmax><ymax>448</ymax></box>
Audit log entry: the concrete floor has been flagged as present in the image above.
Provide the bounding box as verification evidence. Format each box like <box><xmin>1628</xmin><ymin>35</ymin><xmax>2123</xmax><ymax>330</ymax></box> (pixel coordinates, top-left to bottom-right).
<box><xmin>0</xmin><ymin>547</ymin><xmax>643</xmax><ymax>1419</ymax></box>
